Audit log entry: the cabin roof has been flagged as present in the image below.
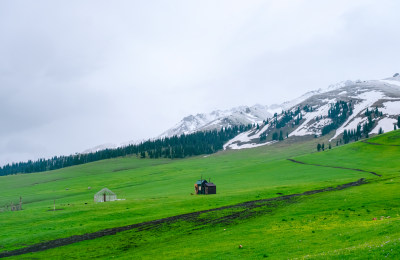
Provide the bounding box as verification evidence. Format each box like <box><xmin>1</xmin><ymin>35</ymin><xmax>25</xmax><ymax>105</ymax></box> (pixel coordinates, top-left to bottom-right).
<box><xmin>196</xmin><ymin>180</ymin><xmax>207</xmax><ymax>185</ymax></box>
<box><xmin>205</xmin><ymin>183</ymin><xmax>216</xmax><ymax>187</ymax></box>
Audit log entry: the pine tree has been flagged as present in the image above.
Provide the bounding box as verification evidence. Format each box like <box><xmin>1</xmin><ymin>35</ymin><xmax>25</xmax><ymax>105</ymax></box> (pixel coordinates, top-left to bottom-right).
<box><xmin>322</xmin><ymin>143</ymin><xmax>325</xmax><ymax>151</ymax></box>
<box><xmin>343</xmin><ymin>130</ymin><xmax>349</xmax><ymax>144</ymax></box>
<box><xmin>279</xmin><ymin>131</ymin><xmax>283</xmax><ymax>141</ymax></box>
<box><xmin>317</xmin><ymin>143</ymin><xmax>321</xmax><ymax>151</ymax></box>
<box><xmin>329</xmin><ymin>143</ymin><xmax>332</xmax><ymax>149</ymax></box>
<box><xmin>378</xmin><ymin>127</ymin><xmax>384</xmax><ymax>135</ymax></box>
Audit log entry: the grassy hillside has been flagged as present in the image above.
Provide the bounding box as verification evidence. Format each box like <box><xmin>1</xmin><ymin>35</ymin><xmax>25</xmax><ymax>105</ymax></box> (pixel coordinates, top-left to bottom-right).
<box><xmin>1</xmin><ymin>131</ymin><xmax>399</xmax><ymax>259</ymax></box>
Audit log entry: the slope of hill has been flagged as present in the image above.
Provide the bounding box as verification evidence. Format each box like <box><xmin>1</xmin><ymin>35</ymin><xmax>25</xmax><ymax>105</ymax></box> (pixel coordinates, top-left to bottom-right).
<box><xmin>81</xmin><ymin>75</ymin><xmax>400</xmax><ymax>154</ymax></box>
<box><xmin>158</xmin><ymin>104</ymin><xmax>277</xmax><ymax>138</ymax></box>
<box><xmin>1</xmin><ymin>130</ymin><xmax>400</xmax><ymax>258</ymax></box>
<box><xmin>158</xmin><ymin>80</ymin><xmax>358</xmax><ymax>139</ymax></box>
<box><xmin>223</xmin><ymin>74</ymin><xmax>400</xmax><ymax>149</ymax></box>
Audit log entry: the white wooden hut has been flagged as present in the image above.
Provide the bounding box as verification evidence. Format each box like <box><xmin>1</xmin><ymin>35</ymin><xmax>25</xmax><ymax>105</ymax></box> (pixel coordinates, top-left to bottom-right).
<box><xmin>94</xmin><ymin>188</ymin><xmax>117</xmax><ymax>202</ymax></box>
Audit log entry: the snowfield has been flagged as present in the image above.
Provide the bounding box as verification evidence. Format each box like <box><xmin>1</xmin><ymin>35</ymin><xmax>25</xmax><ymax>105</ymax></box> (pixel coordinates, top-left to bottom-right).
<box><xmin>380</xmin><ymin>79</ymin><xmax>400</xmax><ymax>89</ymax></box>
<box><xmin>223</xmin><ymin>124</ymin><xmax>270</xmax><ymax>150</ymax></box>
<box><xmin>330</xmin><ymin>91</ymin><xmax>386</xmax><ymax>141</ymax></box>
<box><xmin>224</xmin><ymin>140</ymin><xmax>277</xmax><ymax>150</ymax></box>
<box><xmin>381</xmin><ymin>101</ymin><xmax>400</xmax><ymax>116</ymax></box>
<box><xmin>290</xmin><ymin>102</ymin><xmax>334</xmax><ymax>137</ymax></box>
<box><xmin>370</xmin><ymin>118</ymin><xmax>397</xmax><ymax>134</ymax></box>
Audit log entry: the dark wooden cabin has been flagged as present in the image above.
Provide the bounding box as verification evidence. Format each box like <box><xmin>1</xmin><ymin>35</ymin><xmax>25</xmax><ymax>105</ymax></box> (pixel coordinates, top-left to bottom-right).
<box><xmin>194</xmin><ymin>179</ymin><xmax>216</xmax><ymax>195</ymax></box>
<box><xmin>204</xmin><ymin>182</ymin><xmax>216</xmax><ymax>194</ymax></box>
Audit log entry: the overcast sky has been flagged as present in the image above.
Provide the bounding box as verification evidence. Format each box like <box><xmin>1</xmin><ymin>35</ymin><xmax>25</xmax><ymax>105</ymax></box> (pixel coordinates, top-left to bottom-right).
<box><xmin>1</xmin><ymin>0</ymin><xmax>400</xmax><ymax>165</ymax></box>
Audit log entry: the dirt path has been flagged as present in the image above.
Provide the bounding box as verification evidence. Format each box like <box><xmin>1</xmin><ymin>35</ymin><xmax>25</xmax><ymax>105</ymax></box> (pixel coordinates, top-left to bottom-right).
<box><xmin>361</xmin><ymin>140</ymin><xmax>400</xmax><ymax>147</ymax></box>
<box><xmin>0</xmin><ymin>178</ymin><xmax>367</xmax><ymax>259</ymax></box>
<box><xmin>287</xmin><ymin>158</ymin><xmax>382</xmax><ymax>177</ymax></box>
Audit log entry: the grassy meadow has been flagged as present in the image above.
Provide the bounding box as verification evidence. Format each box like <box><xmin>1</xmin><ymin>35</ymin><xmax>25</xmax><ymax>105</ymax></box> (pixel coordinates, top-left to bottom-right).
<box><xmin>0</xmin><ymin>131</ymin><xmax>399</xmax><ymax>259</ymax></box>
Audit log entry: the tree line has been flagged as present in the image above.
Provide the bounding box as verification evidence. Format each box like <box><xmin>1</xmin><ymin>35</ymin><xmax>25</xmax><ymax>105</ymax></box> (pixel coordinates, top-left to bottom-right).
<box><xmin>0</xmin><ymin>125</ymin><xmax>251</xmax><ymax>176</ymax></box>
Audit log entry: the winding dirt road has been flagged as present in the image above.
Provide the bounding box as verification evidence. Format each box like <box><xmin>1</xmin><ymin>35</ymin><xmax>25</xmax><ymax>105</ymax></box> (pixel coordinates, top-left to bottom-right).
<box><xmin>287</xmin><ymin>158</ymin><xmax>382</xmax><ymax>177</ymax></box>
<box><xmin>361</xmin><ymin>140</ymin><xmax>400</xmax><ymax>147</ymax></box>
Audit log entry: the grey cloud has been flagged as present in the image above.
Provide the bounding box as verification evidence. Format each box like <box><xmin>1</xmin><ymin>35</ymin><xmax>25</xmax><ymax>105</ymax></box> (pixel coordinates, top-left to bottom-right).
<box><xmin>0</xmin><ymin>0</ymin><xmax>399</xmax><ymax>165</ymax></box>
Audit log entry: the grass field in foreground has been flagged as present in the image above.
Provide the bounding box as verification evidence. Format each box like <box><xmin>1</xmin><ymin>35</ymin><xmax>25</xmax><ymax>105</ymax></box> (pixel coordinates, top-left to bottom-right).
<box><xmin>1</xmin><ymin>131</ymin><xmax>399</xmax><ymax>259</ymax></box>
<box><xmin>18</xmin><ymin>172</ymin><xmax>400</xmax><ymax>259</ymax></box>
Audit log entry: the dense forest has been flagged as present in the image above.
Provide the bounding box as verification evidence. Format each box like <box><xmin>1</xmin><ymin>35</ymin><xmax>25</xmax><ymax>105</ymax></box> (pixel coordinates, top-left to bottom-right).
<box><xmin>0</xmin><ymin>125</ymin><xmax>252</xmax><ymax>176</ymax></box>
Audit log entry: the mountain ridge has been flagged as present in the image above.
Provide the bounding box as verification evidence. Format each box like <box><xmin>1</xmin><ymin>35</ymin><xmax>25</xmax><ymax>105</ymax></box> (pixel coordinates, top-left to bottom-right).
<box><xmin>84</xmin><ymin>74</ymin><xmax>400</xmax><ymax>152</ymax></box>
<box><xmin>223</xmin><ymin>74</ymin><xmax>400</xmax><ymax>149</ymax></box>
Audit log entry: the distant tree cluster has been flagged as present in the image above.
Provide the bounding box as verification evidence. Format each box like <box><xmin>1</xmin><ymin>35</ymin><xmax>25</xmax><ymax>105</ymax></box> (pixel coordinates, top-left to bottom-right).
<box><xmin>259</xmin><ymin>132</ymin><xmax>267</xmax><ymax>141</ymax></box>
<box><xmin>273</xmin><ymin>108</ymin><xmax>301</xmax><ymax>129</ymax></box>
<box><xmin>317</xmin><ymin>142</ymin><xmax>332</xmax><ymax>151</ymax></box>
<box><xmin>365</xmin><ymin>107</ymin><xmax>383</xmax><ymax>118</ymax></box>
<box><xmin>271</xmin><ymin>130</ymin><xmax>285</xmax><ymax>141</ymax></box>
<box><xmin>303</xmin><ymin>105</ymin><xmax>313</xmax><ymax>113</ymax></box>
<box><xmin>342</xmin><ymin>128</ymin><xmax>362</xmax><ymax>144</ymax></box>
<box><xmin>321</xmin><ymin>101</ymin><xmax>352</xmax><ymax>135</ymax></box>
<box><xmin>317</xmin><ymin>143</ymin><xmax>324</xmax><ymax>151</ymax></box>
<box><xmin>342</xmin><ymin>107</ymin><xmax>384</xmax><ymax>143</ymax></box>
<box><xmin>0</xmin><ymin>125</ymin><xmax>251</xmax><ymax>176</ymax></box>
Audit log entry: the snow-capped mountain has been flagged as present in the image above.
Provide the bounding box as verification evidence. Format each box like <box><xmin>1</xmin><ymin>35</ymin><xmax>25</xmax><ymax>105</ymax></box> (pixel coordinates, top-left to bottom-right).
<box><xmin>158</xmin><ymin>104</ymin><xmax>279</xmax><ymax>138</ymax></box>
<box><xmin>290</xmin><ymin>77</ymin><xmax>400</xmax><ymax>139</ymax></box>
<box><xmin>223</xmin><ymin>74</ymin><xmax>400</xmax><ymax>149</ymax></box>
<box><xmin>159</xmin><ymin>73</ymin><xmax>400</xmax><ymax>150</ymax></box>
<box><xmin>83</xmin><ymin>74</ymin><xmax>400</xmax><ymax>153</ymax></box>
<box><xmin>159</xmin><ymin>80</ymin><xmax>360</xmax><ymax>139</ymax></box>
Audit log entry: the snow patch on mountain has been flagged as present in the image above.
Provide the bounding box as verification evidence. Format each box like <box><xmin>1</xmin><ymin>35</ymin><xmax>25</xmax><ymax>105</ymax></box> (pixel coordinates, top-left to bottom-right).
<box><xmin>329</xmin><ymin>91</ymin><xmax>386</xmax><ymax>141</ymax></box>
<box><xmin>225</xmin><ymin>140</ymin><xmax>276</xmax><ymax>150</ymax></box>
<box><xmin>370</xmin><ymin>118</ymin><xmax>397</xmax><ymax>134</ymax></box>
<box><xmin>290</xmin><ymin>102</ymin><xmax>333</xmax><ymax>137</ymax></box>
<box><xmin>223</xmin><ymin>123</ymin><xmax>270</xmax><ymax>150</ymax></box>
<box><xmin>380</xmin><ymin>80</ymin><xmax>400</xmax><ymax>89</ymax></box>
<box><xmin>344</xmin><ymin>117</ymin><xmax>368</xmax><ymax>132</ymax></box>
<box><xmin>381</xmin><ymin>101</ymin><xmax>400</xmax><ymax>115</ymax></box>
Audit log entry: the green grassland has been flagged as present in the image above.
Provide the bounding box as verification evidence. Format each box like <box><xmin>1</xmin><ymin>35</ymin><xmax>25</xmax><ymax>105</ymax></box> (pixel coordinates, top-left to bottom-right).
<box><xmin>1</xmin><ymin>131</ymin><xmax>400</xmax><ymax>259</ymax></box>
